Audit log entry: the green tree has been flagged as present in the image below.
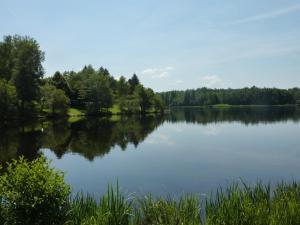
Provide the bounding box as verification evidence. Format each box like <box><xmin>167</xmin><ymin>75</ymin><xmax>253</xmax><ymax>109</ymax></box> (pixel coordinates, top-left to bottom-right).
<box><xmin>0</xmin><ymin>36</ymin><xmax>14</xmax><ymax>81</ymax></box>
<box><xmin>0</xmin><ymin>79</ymin><xmax>17</xmax><ymax>119</ymax></box>
<box><xmin>51</xmin><ymin>89</ymin><xmax>70</xmax><ymax>115</ymax></box>
<box><xmin>117</xmin><ymin>76</ymin><xmax>129</xmax><ymax>96</ymax></box>
<box><xmin>153</xmin><ymin>95</ymin><xmax>165</xmax><ymax>113</ymax></box>
<box><xmin>40</xmin><ymin>84</ymin><xmax>70</xmax><ymax>115</ymax></box>
<box><xmin>136</xmin><ymin>85</ymin><xmax>154</xmax><ymax>113</ymax></box>
<box><xmin>128</xmin><ymin>73</ymin><xmax>140</xmax><ymax>94</ymax></box>
<box><xmin>52</xmin><ymin>71</ymin><xmax>72</xmax><ymax>98</ymax></box>
<box><xmin>84</xmin><ymin>75</ymin><xmax>113</xmax><ymax>114</ymax></box>
<box><xmin>5</xmin><ymin>35</ymin><xmax>45</xmax><ymax>110</ymax></box>
<box><xmin>40</xmin><ymin>83</ymin><xmax>56</xmax><ymax>113</ymax></box>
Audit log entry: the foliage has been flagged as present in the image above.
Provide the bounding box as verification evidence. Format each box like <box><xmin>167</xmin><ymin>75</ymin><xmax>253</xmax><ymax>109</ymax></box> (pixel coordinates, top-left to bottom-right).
<box><xmin>0</xmin><ymin>35</ymin><xmax>44</xmax><ymax>115</ymax></box>
<box><xmin>128</xmin><ymin>73</ymin><xmax>140</xmax><ymax>94</ymax></box>
<box><xmin>136</xmin><ymin>85</ymin><xmax>155</xmax><ymax>113</ymax></box>
<box><xmin>0</xmin><ymin>157</ymin><xmax>70</xmax><ymax>225</ymax></box>
<box><xmin>160</xmin><ymin>87</ymin><xmax>299</xmax><ymax>106</ymax></box>
<box><xmin>60</xmin><ymin>65</ymin><xmax>162</xmax><ymax>115</ymax></box>
<box><xmin>0</xmin><ymin>35</ymin><xmax>163</xmax><ymax>119</ymax></box>
<box><xmin>0</xmin><ymin>79</ymin><xmax>18</xmax><ymax>119</ymax></box>
<box><xmin>41</xmin><ymin>84</ymin><xmax>70</xmax><ymax>115</ymax></box>
<box><xmin>0</xmin><ymin>35</ymin><xmax>44</xmax><ymax>108</ymax></box>
<box><xmin>52</xmin><ymin>89</ymin><xmax>70</xmax><ymax>115</ymax></box>
<box><xmin>52</xmin><ymin>71</ymin><xmax>72</xmax><ymax>98</ymax></box>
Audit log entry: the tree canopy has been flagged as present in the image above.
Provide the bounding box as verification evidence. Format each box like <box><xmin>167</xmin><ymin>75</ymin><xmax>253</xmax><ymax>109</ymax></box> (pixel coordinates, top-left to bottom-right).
<box><xmin>0</xmin><ymin>35</ymin><xmax>165</xmax><ymax>119</ymax></box>
<box><xmin>159</xmin><ymin>87</ymin><xmax>300</xmax><ymax>106</ymax></box>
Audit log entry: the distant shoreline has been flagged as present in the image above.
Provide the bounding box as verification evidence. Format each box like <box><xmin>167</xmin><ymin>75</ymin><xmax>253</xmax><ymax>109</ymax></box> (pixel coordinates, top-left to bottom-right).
<box><xmin>169</xmin><ymin>104</ymin><xmax>299</xmax><ymax>109</ymax></box>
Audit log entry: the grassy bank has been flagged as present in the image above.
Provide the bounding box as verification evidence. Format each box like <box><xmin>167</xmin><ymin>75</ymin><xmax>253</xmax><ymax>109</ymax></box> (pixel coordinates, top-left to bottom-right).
<box><xmin>1</xmin><ymin>157</ymin><xmax>299</xmax><ymax>225</ymax></box>
<box><xmin>66</xmin><ymin>105</ymin><xmax>161</xmax><ymax>118</ymax></box>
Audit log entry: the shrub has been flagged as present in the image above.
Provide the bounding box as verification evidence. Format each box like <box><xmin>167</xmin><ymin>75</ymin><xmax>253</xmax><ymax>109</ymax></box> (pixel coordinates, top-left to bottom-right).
<box><xmin>0</xmin><ymin>156</ymin><xmax>70</xmax><ymax>225</ymax></box>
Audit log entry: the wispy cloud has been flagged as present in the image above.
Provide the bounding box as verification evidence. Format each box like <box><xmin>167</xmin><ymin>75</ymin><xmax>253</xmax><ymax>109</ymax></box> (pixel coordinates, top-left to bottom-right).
<box><xmin>199</xmin><ymin>75</ymin><xmax>225</xmax><ymax>88</ymax></box>
<box><xmin>203</xmin><ymin>126</ymin><xmax>221</xmax><ymax>136</ymax></box>
<box><xmin>232</xmin><ymin>3</ymin><xmax>300</xmax><ymax>25</ymax></box>
<box><xmin>146</xmin><ymin>134</ymin><xmax>174</xmax><ymax>146</ymax></box>
<box><xmin>141</xmin><ymin>66</ymin><xmax>174</xmax><ymax>79</ymax></box>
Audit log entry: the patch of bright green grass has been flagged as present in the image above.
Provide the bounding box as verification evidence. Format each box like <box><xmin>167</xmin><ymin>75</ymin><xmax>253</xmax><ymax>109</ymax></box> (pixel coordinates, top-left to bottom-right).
<box><xmin>109</xmin><ymin>104</ymin><xmax>121</xmax><ymax>114</ymax></box>
<box><xmin>68</xmin><ymin>108</ymin><xmax>85</xmax><ymax>117</ymax></box>
<box><xmin>212</xmin><ymin>104</ymin><xmax>231</xmax><ymax>108</ymax></box>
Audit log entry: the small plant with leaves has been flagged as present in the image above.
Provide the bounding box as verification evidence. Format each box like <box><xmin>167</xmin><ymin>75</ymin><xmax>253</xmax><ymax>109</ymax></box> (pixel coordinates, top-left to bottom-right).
<box><xmin>0</xmin><ymin>156</ymin><xmax>70</xmax><ymax>225</ymax></box>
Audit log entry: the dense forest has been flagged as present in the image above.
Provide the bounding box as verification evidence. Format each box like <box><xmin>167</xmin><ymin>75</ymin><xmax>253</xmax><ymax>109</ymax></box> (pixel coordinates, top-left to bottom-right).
<box><xmin>160</xmin><ymin>87</ymin><xmax>300</xmax><ymax>106</ymax></box>
<box><xmin>0</xmin><ymin>35</ymin><xmax>164</xmax><ymax>120</ymax></box>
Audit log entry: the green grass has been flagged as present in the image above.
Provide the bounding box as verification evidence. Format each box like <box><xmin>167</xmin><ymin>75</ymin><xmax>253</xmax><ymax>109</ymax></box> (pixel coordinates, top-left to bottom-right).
<box><xmin>109</xmin><ymin>104</ymin><xmax>122</xmax><ymax>114</ymax></box>
<box><xmin>64</xmin><ymin>182</ymin><xmax>300</xmax><ymax>225</ymax></box>
<box><xmin>212</xmin><ymin>104</ymin><xmax>231</xmax><ymax>108</ymax></box>
<box><xmin>67</xmin><ymin>183</ymin><xmax>133</xmax><ymax>225</ymax></box>
<box><xmin>68</xmin><ymin>108</ymin><xmax>85</xmax><ymax>117</ymax></box>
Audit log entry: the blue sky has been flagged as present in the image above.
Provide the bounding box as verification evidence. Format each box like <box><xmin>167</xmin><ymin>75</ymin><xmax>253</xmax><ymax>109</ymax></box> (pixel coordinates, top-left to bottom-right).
<box><xmin>1</xmin><ymin>0</ymin><xmax>300</xmax><ymax>91</ymax></box>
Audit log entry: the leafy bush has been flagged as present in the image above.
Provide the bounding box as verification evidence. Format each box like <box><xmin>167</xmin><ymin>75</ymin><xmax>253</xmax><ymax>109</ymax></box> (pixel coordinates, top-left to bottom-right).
<box><xmin>0</xmin><ymin>157</ymin><xmax>70</xmax><ymax>225</ymax></box>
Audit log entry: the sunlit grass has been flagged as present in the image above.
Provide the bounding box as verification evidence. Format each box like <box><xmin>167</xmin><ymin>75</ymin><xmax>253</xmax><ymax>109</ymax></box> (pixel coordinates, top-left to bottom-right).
<box><xmin>65</xmin><ymin>182</ymin><xmax>300</xmax><ymax>225</ymax></box>
<box><xmin>68</xmin><ymin>108</ymin><xmax>85</xmax><ymax>117</ymax></box>
<box><xmin>109</xmin><ymin>104</ymin><xmax>121</xmax><ymax>114</ymax></box>
<box><xmin>67</xmin><ymin>183</ymin><xmax>133</xmax><ymax>225</ymax></box>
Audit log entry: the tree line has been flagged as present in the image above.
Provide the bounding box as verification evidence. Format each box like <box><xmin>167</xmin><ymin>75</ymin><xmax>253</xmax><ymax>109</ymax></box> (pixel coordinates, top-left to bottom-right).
<box><xmin>160</xmin><ymin>87</ymin><xmax>300</xmax><ymax>106</ymax></box>
<box><xmin>0</xmin><ymin>35</ymin><xmax>164</xmax><ymax>120</ymax></box>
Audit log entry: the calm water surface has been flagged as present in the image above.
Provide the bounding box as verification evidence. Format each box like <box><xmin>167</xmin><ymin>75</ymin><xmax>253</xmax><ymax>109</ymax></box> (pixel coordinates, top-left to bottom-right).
<box><xmin>1</xmin><ymin>107</ymin><xmax>300</xmax><ymax>196</ymax></box>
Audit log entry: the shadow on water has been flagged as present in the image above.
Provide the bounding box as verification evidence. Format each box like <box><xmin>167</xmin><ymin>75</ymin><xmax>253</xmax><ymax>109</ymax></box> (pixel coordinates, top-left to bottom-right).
<box><xmin>1</xmin><ymin>106</ymin><xmax>300</xmax><ymax>163</ymax></box>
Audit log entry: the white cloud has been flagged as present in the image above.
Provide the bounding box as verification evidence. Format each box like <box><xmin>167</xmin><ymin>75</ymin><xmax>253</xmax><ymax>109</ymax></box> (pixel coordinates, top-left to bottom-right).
<box><xmin>141</xmin><ymin>66</ymin><xmax>174</xmax><ymax>79</ymax></box>
<box><xmin>232</xmin><ymin>3</ymin><xmax>300</xmax><ymax>25</ymax></box>
<box><xmin>175</xmin><ymin>79</ymin><xmax>183</xmax><ymax>84</ymax></box>
<box><xmin>203</xmin><ymin>126</ymin><xmax>221</xmax><ymax>136</ymax></box>
<box><xmin>199</xmin><ymin>75</ymin><xmax>225</xmax><ymax>88</ymax></box>
<box><xmin>146</xmin><ymin>134</ymin><xmax>174</xmax><ymax>146</ymax></box>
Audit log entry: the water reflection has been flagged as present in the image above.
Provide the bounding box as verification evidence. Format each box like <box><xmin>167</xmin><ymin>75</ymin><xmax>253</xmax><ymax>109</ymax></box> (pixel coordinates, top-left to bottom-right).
<box><xmin>168</xmin><ymin>106</ymin><xmax>300</xmax><ymax>125</ymax></box>
<box><xmin>1</xmin><ymin>107</ymin><xmax>300</xmax><ymax>163</ymax></box>
<box><xmin>0</xmin><ymin>115</ymin><xmax>164</xmax><ymax>162</ymax></box>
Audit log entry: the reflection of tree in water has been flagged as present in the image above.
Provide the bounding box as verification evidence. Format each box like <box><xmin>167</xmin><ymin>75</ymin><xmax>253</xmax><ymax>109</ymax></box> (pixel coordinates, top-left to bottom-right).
<box><xmin>66</xmin><ymin>115</ymin><xmax>164</xmax><ymax>160</ymax></box>
<box><xmin>0</xmin><ymin>115</ymin><xmax>164</xmax><ymax>162</ymax></box>
<box><xmin>167</xmin><ymin>107</ymin><xmax>300</xmax><ymax>125</ymax></box>
<box><xmin>41</xmin><ymin>119</ymin><xmax>72</xmax><ymax>159</ymax></box>
<box><xmin>0</xmin><ymin>121</ymin><xmax>43</xmax><ymax>164</ymax></box>
<box><xmin>1</xmin><ymin>107</ymin><xmax>300</xmax><ymax>163</ymax></box>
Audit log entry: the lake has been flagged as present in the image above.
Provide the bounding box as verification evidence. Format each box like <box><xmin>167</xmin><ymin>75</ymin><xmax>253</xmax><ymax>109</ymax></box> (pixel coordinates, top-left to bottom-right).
<box><xmin>1</xmin><ymin>106</ymin><xmax>300</xmax><ymax>196</ymax></box>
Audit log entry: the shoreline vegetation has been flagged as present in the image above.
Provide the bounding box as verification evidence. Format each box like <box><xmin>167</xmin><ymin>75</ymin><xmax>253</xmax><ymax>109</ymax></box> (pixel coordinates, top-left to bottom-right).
<box><xmin>159</xmin><ymin>88</ymin><xmax>300</xmax><ymax>108</ymax></box>
<box><xmin>1</xmin><ymin>157</ymin><xmax>299</xmax><ymax>225</ymax></box>
<box><xmin>1</xmin><ymin>34</ymin><xmax>300</xmax><ymax>122</ymax></box>
<box><xmin>170</xmin><ymin>104</ymin><xmax>300</xmax><ymax>109</ymax></box>
<box><xmin>0</xmin><ymin>35</ymin><xmax>165</xmax><ymax>122</ymax></box>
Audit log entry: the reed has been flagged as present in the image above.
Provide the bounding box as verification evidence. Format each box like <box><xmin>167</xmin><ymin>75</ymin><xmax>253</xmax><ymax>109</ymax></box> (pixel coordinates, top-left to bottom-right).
<box><xmin>66</xmin><ymin>183</ymin><xmax>133</xmax><ymax>225</ymax></box>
